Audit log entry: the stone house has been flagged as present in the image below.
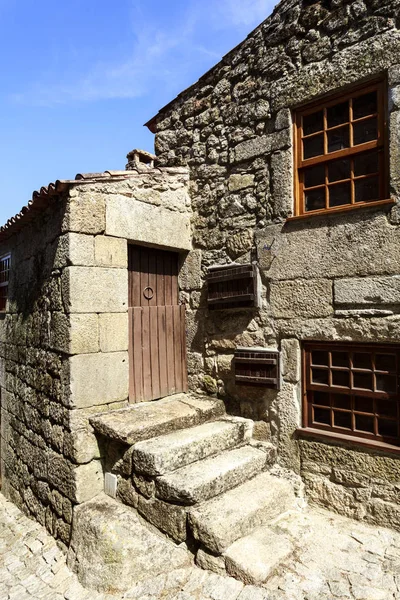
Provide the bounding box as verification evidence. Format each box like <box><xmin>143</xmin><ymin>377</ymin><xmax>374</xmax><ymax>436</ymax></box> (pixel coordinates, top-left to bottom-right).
<box><xmin>1</xmin><ymin>0</ymin><xmax>400</xmax><ymax>589</ymax></box>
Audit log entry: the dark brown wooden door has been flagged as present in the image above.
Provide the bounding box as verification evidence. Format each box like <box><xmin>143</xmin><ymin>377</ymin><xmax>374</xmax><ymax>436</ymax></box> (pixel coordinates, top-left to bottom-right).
<box><xmin>128</xmin><ymin>245</ymin><xmax>188</xmax><ymax>403</ymax></box>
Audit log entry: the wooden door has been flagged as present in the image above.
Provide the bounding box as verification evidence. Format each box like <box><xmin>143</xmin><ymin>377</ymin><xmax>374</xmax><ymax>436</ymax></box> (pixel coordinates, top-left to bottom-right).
<box><xmin>128</xmin><ymin>245</ymin><xmax>188</xmax><ymax>403</ymax></box>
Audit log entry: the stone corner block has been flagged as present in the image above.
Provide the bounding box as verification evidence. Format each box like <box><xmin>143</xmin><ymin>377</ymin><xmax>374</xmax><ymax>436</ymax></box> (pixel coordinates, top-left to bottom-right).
<box><xmin>55</xmin><ymin>233</ymin><xmax>95</xmax><ymax>268</ymax></box>
<box><xmin>94</xmin><ymin>235</ymin><xmax>128</xmax><ymax>268</ymax></box>
<box><xmin>99</xmin><ymin>313</ymin><xmax>129</xmax><ymax>353</ymax></box>
<box><xmin>51</xmin><ymin>313</ymin><xmax>99</xmax><ymax>355</ymax></box>
<box><xmin>62</xmin><ymin>266</ymin><xmax>128</xmax><ymax>313</ymax></box>
<box><xmin>63</xmin><ymin>192</ymin><xmax>106</xmax><ymax>235</ymax></box>
<box><xmin>69</xmin><ymin>352</ymin><xmax>129</xmax><ymax>409</ymax></box>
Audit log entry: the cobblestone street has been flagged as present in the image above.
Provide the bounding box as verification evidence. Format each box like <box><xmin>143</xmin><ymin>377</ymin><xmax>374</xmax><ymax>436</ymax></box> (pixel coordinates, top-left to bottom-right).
<box><xmin>2</xmin><ymin>492</ymin><xmax>400</xmax><ymax>600</ymax></box>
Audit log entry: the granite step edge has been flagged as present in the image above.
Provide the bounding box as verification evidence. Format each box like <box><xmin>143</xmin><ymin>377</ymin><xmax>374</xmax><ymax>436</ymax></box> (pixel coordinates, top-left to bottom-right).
<box><xmin>89</xmin><ymin>394</ymin><xmax>225</xmax><ymax>444</ymax></box>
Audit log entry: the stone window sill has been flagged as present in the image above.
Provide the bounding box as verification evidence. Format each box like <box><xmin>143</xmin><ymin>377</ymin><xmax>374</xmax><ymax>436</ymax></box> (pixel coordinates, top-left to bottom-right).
<box><xmin>297</xmin><ymin>427</ymin><xmax>400</xmax><ymax>457</ymax></box>
<box><xmin>286</xmin><ymin>199</ymin><xmax>395</xmax><ymax>222</ymax></box>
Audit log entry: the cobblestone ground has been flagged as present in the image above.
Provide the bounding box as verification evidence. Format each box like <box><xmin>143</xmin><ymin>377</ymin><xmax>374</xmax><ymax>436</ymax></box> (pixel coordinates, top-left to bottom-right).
<box><xmin>1</xmin><ymin>492</ymin><xmax>400</xmax><ymax>600</ymax></box>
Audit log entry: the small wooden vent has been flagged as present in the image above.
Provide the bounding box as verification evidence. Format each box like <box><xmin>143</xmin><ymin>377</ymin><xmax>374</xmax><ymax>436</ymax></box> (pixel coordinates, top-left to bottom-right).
<box><xmin>207</xmin><ymin>263</ymin><xmax>258</xmax><ymax>310</ymax></box>
<box><xmin>234</xmin><ymin>347</ymin><xmax>280</xmax><ymax>389</ymax></box>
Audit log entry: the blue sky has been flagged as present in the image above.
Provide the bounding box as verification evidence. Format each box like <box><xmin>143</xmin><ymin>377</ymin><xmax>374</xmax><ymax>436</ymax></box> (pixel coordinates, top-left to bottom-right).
<box><xmin>0</xmin><ymin>0</ymin><xmax>277</xmax><ymax>225</ymax></box>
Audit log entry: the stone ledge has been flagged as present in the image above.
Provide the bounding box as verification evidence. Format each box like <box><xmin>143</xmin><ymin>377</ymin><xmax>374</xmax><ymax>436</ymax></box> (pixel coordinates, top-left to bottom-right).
<box><xmin>90</xmin><ymin>394</ymin><xmax>225</xmax><ymax>445</ymax></box>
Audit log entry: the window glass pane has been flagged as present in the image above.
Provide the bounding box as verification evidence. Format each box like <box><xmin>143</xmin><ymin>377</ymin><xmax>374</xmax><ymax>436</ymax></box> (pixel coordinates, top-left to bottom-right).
<box><xmin>375</xmin><ymin>354</ymin><xmax>397</xmax><ymax>372</ymax></box>
<box><xmin>329</xmin><ymin>182</ymin><xmax>351</xmax><ymax>207</ymax></box>
<box><xmin>353</xmin><ymin>91</ymin><xmax>377</xmax><ymax>120</ymax></box>
<box><xmin>313</xmin><ymin>408</ymin><xmax>330</xmax><ymax>425</ymax></box>
<box><xmin>377</xmin><ymin>400</ymin><xmax>398</xmax><ymax>418</ymax></box>
<box><xmin>331</xmin><ymin>352</ymin><xmax>349</xmax><ymax>368</ymax></box>
<box><xmin>0</xmin><ymin>287</ymin><xmax>7</xmax><ymax>311</ymax></box>
<box><xmin>303</xmin><ymin>134</ymin><xmax>324</xmax><ymax>159</ymax></box>
<box><xmin>0</xmin><ymin>257</ymin><xmax>10</xmax><ymax>284</ymax></box>
<box><xmin>303</xmin><ymin>111</ymin><xmax>324</xmax><ymax>136</ymax></box>
<box><xmin>355</xmin><ymin>414</ymin><xmax>375</xmax><ymax>433</ymax></box>
<box><xmin>354</xmin><ymin>151</ymin><xmax>379</xmax><ymax>176</ymax></box>
<box><xmin>328</xmin><ymin>159</ymin><xmax>351</xmax><ymax>182</ymax></box>
<box><xmin>305</xmin><ymin>188</ymin><xmax>325</xmax><ymax>212</ymax></box>
<box><xmin>313</xmin><ymin>391</ymin><xmax>330</xmax><ymax>406</ymax></box>
<box><xmin>334</xmin><ymin>411</ymin><xmax>352</xmax><ymax>429</ymax></box>
<box><xmin>355</xmin><ymin>177</ymin><xmax>379</xmax><ymax>203</ymax></box>
<box><xmin>306</xmin><ymin>342</ymin><xmax>399</xmax><ymax>444</ymax></box>
<box><xmin>355</xmin><ymin>397</ymin><xmax>374</xmax><ymax>413</ymax></box>
<box><xmin>304</xmin><ymin>165</ymin><xmax>325</xmax><ymax>188</ymax></box>
<box><xmin>353</xmin><ymin>353</ymin><xmax>372</xmax><ymax>370</ymax></box>
<box><xmin>353</xmin><ymin>372</ymin><xmax>373</xmax><ymax>391</ymax></box>
<box><xmin>353</xmin><ymin>117</ymin><xmax>378</xmax><ymax>145</ymax></box>
<box><xmin>327</xmin><ymin>101</ymin><xmax>349</xmax><ymax>128</ymax></box>
<box><xmin>328</xmin><ymin>126</ymin><xmax>349</xmax><ymax>153</ymax></box>
<box><xmin>312</xmin><ymin>368</ymin><xmax>329</xmax><ymax>385</ymax></box>
<box><xmin>376</xmin><ymin>374</ymin><xmax>397</xmax><ymax>394</ymax></box>
<box><xmin>332</xmin><ymin>394</ymin><xmax>350</xmax><ymax>409</ymax></box>
<box><xmin>332</xmin><ymin>370</ymin><xmax>350</xmax><ymax>388</ymax></box>
<box><xmin>379</xmin><ymin>419</ymin><xmax>398</xmax><ymax>438</ymax></box>
<box><xmin>311</xmin><ymin>351</ymin><xmax>329</xmax><ymax>366</ymax></box>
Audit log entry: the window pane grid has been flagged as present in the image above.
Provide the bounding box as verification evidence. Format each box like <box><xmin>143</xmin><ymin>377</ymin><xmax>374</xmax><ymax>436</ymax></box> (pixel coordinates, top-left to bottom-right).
<box><xmin>0</xmin><ymin>286</ymin><xmax>7</xmax><ymax>311</ymax></box>
<box><xmin>297</xmin><ymin>82</ymin><xmax>385</xmax><ymax>215</ymax></box>
<box><xmin>306</xmin><ymin>344</ymin><xmax>400</xmax><ymax>445</ymax></box>
<box><xmin>303</xmin><ymin>153</ymin><xmax>381</xmax><ymax>211</ymax></box>
<box><xmin>0</xmin><ymin>254</ymin><xmax>10</xmax><ymax>311</ymax></box>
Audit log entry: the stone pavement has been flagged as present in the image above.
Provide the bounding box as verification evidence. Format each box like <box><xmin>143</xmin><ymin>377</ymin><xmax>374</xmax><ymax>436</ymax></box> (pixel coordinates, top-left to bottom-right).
<box><xmin>1</xmin><ymin>492</ymin><xmax>400</xmax><ymax>600</ymax></box>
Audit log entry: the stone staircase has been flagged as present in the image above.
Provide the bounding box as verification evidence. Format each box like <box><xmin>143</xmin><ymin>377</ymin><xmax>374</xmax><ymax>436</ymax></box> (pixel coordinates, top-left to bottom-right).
<box><xmin>84</xmin><ymin>393</ymin><xmax>303</xmax><ymax>588</ymax></box>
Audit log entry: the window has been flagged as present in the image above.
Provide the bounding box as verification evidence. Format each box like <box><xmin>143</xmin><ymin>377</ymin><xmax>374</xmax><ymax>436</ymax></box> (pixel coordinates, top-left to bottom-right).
<box><xmin>294</xmin><ymin>80</ymin><xmax>390</xmax><ymax>217</ymax></box>
<box><xmin>0</xmin><ymin>254</ymin><xmax>10</xmax><ymax>312</ymax></box>
<box><xmin>303</xmin><ymin>342</ymin><xmax>400</xmax><ymax>447</ymax></box>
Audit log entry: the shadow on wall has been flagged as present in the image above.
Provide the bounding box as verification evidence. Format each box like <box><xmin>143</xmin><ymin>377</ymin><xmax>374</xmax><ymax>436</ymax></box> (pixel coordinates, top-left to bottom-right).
<box><xmin>8</xmin><ymin>199</ymin><xmax>67</xmax><ymax>320</ymax></box>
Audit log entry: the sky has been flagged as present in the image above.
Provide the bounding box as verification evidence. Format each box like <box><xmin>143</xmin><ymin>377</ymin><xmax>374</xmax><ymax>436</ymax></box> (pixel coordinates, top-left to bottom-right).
<box><xmin>0</xmin><ymin>0</ymin><xmax>277</xmax><ymax>226</ymax></box>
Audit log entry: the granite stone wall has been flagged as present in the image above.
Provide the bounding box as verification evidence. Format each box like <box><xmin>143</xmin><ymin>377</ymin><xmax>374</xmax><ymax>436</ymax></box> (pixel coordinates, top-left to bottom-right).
<box><xmin>300</xmin><ymin>438</ymin><xmax>400</xmax><ymax>531</ymax></box>
<box><xmin>151</xmin><ymin>0</ymin><xmax>400</xmax><ymax>525</ymax></box>
<box><xmin>0</xmin><ymin>166</ymin><xmax>192</xmax><ymax>545</ymax></box>
<box><xmin>0</xmin><ymin>198</ymin><xmax>77</xmax><ymax>545</ymax></box>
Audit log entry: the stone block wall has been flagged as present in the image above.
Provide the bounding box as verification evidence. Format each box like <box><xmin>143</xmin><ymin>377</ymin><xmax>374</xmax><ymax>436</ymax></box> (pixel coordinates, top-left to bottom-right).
<box><xmin>0</xmin><ymin>198</ymin><xmax>79</xmax><ymax>545</ymax></box>
<box><xmin>151</xmin><ymin>0</ymin><xmax>400</xmax><ymax>523</ymax></box>
<box><xmin>0</xmin><ymin>166</ymin><xmax>192</xmax><ymax>545</ymax></box>
<box><xmin>300</xmin><ymin>438</ymin><xmax>400</xmax><ymax>531</ymax></box>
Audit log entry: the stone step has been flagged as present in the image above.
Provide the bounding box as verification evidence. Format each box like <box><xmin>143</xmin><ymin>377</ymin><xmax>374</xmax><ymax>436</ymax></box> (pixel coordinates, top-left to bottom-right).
<box><xmin>223</xmin><ymin>526</ymin><xmax>294</xmax><ymax>585</ymax></box>
<box><xmin>155</xmin><ymin>446</ymin><xmax>267</xmax><ymax>505</ymax></box>
<box><xmin>90</xmin><ymin>394</ymin><xmax>225</xmax><ymax>445</ymax></box>
<box><xmin>188</xmin><ymin>472</ymin><xmax>296</xmax><ymax>554</ymax></box>
<box><xmin>69</xmin><ymin>494</ymin><xmax>191</xmax><ymax>594</ymax></box>
<box><xmin>133</xmin><ymin>419</ymin><xmax>251</xmax><ymax>477</ymax></box>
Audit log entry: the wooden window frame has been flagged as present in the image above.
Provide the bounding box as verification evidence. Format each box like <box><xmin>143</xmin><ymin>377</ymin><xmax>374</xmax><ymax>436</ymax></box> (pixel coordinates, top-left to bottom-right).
<box><xmin>301</xmin><ymin>341</ymin><xmax>400</xmax><ymax>451</ymax></box>
<box><xmin>292</xmin><ymin>78</ymin><xmax>392</xmax><ymax>219</ymax></box>
<box><xmin>0</xmin><ymin>253</ymin><xmax>10</xmax><ymax>313</ymax></box>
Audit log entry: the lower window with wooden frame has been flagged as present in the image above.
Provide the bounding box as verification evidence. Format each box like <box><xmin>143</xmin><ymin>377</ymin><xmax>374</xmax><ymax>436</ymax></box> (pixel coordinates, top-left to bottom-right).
<box><xmin>302</xmin><ymin>342</ymin><xmax>400</xmax><ymax>448</ymax></box>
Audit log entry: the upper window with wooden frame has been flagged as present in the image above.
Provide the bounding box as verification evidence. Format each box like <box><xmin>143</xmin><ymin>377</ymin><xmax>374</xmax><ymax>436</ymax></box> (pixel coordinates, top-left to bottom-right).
<box><xmin>303</xmin><ymin>342</ymin><xmax>400</xmax><ymax>449</ymax></box>
<box><xmin>294</xmin><ymin>80</ymin><xmax>390</xmax><ymax>217</ymax></box>
<box><xmin>0</xmin><ymin>254</ymin><xmax>10</xmax><ymax>312</ymax></box>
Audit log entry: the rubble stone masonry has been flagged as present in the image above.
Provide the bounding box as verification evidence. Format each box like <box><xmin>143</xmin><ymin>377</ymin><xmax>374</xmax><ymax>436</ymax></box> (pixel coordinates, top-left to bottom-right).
<box><xmin>152</xmin><ymin>0</ymin><xmax>400</xmax><ymax>529</ymax></box>
<box><xmin>0</xmin><ymin>167</ymin><xmax>191</xmax><ymax>545</ymax></box>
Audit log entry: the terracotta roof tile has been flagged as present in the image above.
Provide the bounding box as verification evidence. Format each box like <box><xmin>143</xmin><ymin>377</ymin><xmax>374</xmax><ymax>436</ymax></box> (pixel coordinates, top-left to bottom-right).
<box><xmin>0</xmin><ymin>171</ymin><xmax>136</xmax><ymax>243</ymax></box>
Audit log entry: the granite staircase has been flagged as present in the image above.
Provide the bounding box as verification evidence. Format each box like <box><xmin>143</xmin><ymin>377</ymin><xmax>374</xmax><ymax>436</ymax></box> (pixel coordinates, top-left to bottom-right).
<box><xmin>86</xmin><ymin>394</ymin><xmax>302</xmax><ymax>586</ymax></box>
